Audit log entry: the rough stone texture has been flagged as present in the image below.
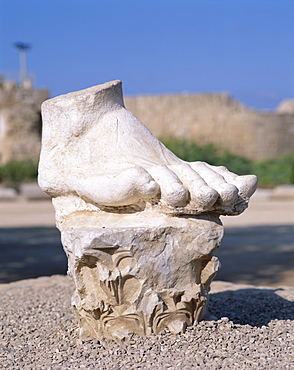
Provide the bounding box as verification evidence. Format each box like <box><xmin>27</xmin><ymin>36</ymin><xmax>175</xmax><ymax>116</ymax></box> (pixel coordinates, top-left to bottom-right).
<box><xmin>61</xmin><ymin>215</ymin><xmax>222</xmax><ymax>340</ymax></box>
<box><xmin>38</xmin><ymin>80</ymin><xmax>257</xmax><ymax>340</ymax></box>
<box><xmin>0</xmin><ymin>77</ymin><xmax>49</xmax><ymax>164</ymax></box>
<box><xmin>125</xmin><ymin>93</ymin><xmax>294</xmax><ymax>161</ymax></box>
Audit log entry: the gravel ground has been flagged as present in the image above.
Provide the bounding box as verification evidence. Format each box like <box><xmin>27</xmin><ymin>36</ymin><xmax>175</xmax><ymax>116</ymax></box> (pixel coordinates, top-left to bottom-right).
<box><xmin>0</xmin><ymin>275</ymin><xmax>294</xmax><ymax>370</ymax></box>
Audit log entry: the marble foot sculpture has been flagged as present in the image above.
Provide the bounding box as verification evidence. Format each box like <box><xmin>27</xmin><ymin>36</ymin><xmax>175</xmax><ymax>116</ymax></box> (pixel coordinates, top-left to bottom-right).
<box><xmin>38</xmin><ymin>80</ymin><xmax>257</xmax><ymax>341</ymax></box>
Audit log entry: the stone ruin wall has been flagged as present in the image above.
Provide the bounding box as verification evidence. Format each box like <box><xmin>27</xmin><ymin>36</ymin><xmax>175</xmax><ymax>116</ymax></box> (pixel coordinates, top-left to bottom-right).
<box><xmin>0</xmin><ymin>81</ymin><xmax>293</xmax><ymax>164</ymax></box>
<box><xmin>0</xmin><ymin>79</ymin><xmax>49</xmax><ymax>165</ymax></box>
<box><xmin>125</xmin><ymin>94</ymin><xmax>294</xmax><ymax>161</ymax></box>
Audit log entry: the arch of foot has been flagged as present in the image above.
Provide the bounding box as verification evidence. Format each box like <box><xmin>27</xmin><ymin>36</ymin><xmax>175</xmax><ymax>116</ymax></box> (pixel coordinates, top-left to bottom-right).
<box><xmin>38</xmin><ymin>80</ymin><xmax>257</xmax><ymax>340</ymax></box>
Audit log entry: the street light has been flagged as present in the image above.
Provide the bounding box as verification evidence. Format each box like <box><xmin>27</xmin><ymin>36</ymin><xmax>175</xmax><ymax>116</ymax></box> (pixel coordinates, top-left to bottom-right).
<box><xmin>14</xmin><ymin>42</ymin><xmax>31</xmax><ymax>86</ymax></box>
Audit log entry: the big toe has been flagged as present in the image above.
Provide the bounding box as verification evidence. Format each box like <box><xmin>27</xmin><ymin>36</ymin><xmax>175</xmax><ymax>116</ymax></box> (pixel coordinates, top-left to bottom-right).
<box><xmin>133</xmin><ymin>167</ymin><xmax>160</xmax><ymax>198</ymax></box>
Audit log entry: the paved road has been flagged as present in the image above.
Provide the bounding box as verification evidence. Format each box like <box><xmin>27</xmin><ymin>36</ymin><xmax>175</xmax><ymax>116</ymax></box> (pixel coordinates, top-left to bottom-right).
<box><xmin>0</xmin><ymin>194</ymin><xmax>293</xmax><ymax>286</ymax></box>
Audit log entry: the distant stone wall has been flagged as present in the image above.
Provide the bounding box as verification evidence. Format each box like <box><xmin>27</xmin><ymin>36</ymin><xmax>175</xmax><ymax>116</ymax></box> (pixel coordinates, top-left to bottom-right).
<box><xmin>125</xmin><ymin>94</ymin><xmax>294</xmax><ymax>161</ymax></box>
<box><xmin>0</xmin><ymin>82</ymin><xmax>293</xmax><ymax>164</ymax></box>
<box><xmin>0</xmin><ymin>78</ymin><xmax>49</xmax><ymax>164</ymax></box>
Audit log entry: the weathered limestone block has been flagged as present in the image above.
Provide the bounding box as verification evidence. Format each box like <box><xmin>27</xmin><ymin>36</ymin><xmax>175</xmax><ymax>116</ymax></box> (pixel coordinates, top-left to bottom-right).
<box><xmin>61</xmin><ymin>210</ymin><xmax>222</xmax><ymax>340</ymax></box>
<box><xmin>38</xmin><ymin>80</ymin><xmax>257</xmax><ymax>340</ymax></box>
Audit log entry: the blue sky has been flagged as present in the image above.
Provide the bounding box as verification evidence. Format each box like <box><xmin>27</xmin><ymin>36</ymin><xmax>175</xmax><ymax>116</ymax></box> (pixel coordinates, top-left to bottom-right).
<box><xmin>0</xmin><ymin>0</ymin><xmax>293</xmax><ymax>110</ymax></box>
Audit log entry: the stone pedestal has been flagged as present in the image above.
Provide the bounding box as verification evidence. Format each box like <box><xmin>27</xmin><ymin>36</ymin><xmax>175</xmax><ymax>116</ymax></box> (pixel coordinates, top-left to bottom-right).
<box><xmin>60</xmin><ymin>212</ymin><xmax>223</xmax><ymax>341</ymax></box>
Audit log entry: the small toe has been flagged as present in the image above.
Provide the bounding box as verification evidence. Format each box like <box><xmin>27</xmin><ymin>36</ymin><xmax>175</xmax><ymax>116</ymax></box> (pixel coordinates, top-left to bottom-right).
<box><xmin>205</xmin><ymin>164</ymin><xmax>258</xmax><ymax>199</ymax></box>
<box><xmin>188</xmin><ymin>161</ymin><xmax>239</xmax><ymax>205</ymax></box>
<box><xmin>232</xmin><ymin>174</ymin><xmax>258</xmax><ymax>198</ymax></box>
<box><xmin>206</xmin><ymin>164</ymin><xmax>237</xmax><ymax>182</ymax></box>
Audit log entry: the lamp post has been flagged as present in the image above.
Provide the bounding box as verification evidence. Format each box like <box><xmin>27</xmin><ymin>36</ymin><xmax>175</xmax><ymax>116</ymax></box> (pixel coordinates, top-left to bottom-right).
<box><xmin>14</xmin><ymin>42</ymin><xmax>31</xmax><ymax>86</ymax></box>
